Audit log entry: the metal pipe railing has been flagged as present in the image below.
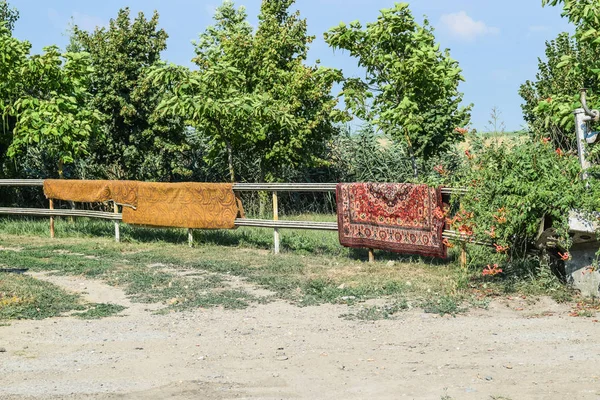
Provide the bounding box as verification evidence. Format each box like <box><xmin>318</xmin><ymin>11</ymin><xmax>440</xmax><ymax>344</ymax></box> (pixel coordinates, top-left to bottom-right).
<box><xmin>1</xmin><ymin>180</ymin><xmax>469</xmax><ymax>258</ymax></box>
<box><xmin>0</xmin><ymin>207</ymin><xmax>122</xmax><ymax>220</ymax></box>
<box><xmin>0</xmin><ymin>180</ymin><xmax>467</xmax><ymax>195</ymax></box>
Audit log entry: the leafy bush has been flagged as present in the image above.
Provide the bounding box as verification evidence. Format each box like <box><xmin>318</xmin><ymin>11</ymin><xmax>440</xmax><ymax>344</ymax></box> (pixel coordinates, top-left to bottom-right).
<box><xmin>446</xmin><ymin>134</ymin><xmax>600</xmax><ymax>272</ymax></box>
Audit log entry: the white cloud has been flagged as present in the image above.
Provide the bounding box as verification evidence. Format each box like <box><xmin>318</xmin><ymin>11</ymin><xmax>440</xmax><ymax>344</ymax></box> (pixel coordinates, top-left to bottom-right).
<box><xmin>440</xmin><ymin>11</ymin><xmax>499</xmax><ymax>42</ymax></box>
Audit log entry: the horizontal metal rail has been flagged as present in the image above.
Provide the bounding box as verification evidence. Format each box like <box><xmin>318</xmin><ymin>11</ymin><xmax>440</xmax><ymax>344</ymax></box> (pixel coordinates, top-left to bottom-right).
<box><xmin>442</xmin><ymin>229</ymin><xmax>494</xmax><ymax>247</ymax></box>
<box><xmin>0</xmin><ymin>179</ymin><xmax>44</xmax><ymax>186</ymax></box>
<box><xmin>0</xmin><ymin>206</ymin><xmax>459</xmax><ymax>235</ymax></box>
<box><xmin>0</xmin><ymin>180</ymin><xmax>469</xmax><ymax>259</ymax></box>
<box><xmin>235</xmin><ymin>218</ymin><xmax>338</xmax><ymax>231</ymax></box>
<box><xmin>0</xmin><ymin>208</ymin><xmax>122</xmax><ymax>220</ymax></box>
<box><xmin>233</xmin><ymin>183</ymin><xmax>337</xmax><ymax>192</ymax></box>
<box><xmin>234</xmin><ymin>183</ymin><xmax>465</xmax><ymax>195</ymax></box>
<box><xmin>0</xmin><ymin>179</ymin><xmax>467</xmax><ymax>195</ymax></box>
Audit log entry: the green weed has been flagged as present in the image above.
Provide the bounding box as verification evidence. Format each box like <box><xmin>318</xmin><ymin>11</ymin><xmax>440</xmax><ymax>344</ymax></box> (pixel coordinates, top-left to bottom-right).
<box><xmin>421</xmin><ymin>295</ymin><xmax>466</xmax><ymax>316</ymax></box>
<box><xmin>74</xmin><ymin>303</ymin><xmax>126</xmax><ymax>319</ymax></box>
<box><xmin>0</xmin><ymin>273</ymin><xmax>85</xmax><ymax>319</ymax></box>
<box><xmin>341</xmin><ymin>300</ymin><xmax>409</xmax><ymax>320</ymax></box>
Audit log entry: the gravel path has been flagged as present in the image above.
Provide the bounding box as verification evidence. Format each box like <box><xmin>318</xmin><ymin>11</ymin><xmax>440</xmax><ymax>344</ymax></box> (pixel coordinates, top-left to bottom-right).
<box><xmin>1</xmin><ymin>276</ymin><xmax>600</xmax><ymax>400</ymax></box>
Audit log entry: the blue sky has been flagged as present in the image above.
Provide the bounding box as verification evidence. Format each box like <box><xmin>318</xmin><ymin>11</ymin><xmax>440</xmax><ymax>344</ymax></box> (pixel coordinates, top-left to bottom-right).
<box><xmin>11</xmin><ymin>0</ymin><xmax>573</xmax><ymax>132</ymax></box>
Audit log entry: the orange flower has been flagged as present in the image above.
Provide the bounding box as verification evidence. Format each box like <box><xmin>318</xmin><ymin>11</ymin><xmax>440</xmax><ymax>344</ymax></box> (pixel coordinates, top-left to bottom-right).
<box><xmin>433</xmin><ymin>165</ymin><xmax>448</xmax><ymax>176</ymax></box>
<box><xmin>558</xmin><ymin>252</ymin><xmax>570</xmax><ymax>261</ymax></box>
<box><xmin>542</xmin><ymin>137</ymin><xmax>551</xmax><ymax>144</ymax></box>
<box><xmin>458</xmin><ymin>224</ymin><xmax>474</xmax><ymax>236</ymax></box>
<box><xmin>486</xmin><ymin>226</ymin><xmax>497</xmax><ymax>238</ymax></box>
<box><xmin>493</xmin><ymin>208</ymin><xmax>507</xmax><ymax>224</ymax></box>
<box><xmin>461</xmin><ymin>211</ymin><xmax>474</xmax><ymax>219</ymax></box>
<box><xmin>442</xmin><ymin>238</ymin><xmax>454</xmax><ymax>249</ymax></box>
<box><xmin>493</xmin><ymin>215</ymin><xmax>507</xmax><ymax>224</ymax></box>
<box><xmin>482</xmin><ymin>264</ymin><xmax>503</xmax><ymax>276</ymax></box>
<box><xmin>555</xmin><ymin>148</ymin><xmax>564</xmax><ymax>157</ymax></box>
<box><xmin>546</xmin><ymin>97</ymin><xmax>552</xmax><ymax>103</ymax></box>
<box><xmin>465</xmin><ymin>150</ymin><xmax>474</xmax><ymax>160</ymax></box>
<box><xmin>455</xmin><ymin>127</ymin><xmax>469</xmax><ymax>135</ymax></box>
<box><xmin>494</xmin><ymin>244</ymin><xmax>509</xmax><ymax>253</ymax></box>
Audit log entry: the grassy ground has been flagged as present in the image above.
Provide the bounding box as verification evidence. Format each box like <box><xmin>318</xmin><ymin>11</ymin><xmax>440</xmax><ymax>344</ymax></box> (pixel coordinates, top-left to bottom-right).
<box><xmin>0</xmin><ymin>216</ymin><xmax>578</xmax><ymax>321</ymax></box>
<box><xmin>0</xmin><ymin>272</ymin><xmax>125</xmax><ymax>320</ymax></box>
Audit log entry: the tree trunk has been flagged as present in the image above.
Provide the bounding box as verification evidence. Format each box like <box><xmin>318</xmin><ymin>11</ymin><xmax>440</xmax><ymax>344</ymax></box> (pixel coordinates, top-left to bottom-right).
<box><xmin>225</xmin><ymin>140</ymin><xmax>235</xmax><ymax>183</ymax></box>
<box><xmin>408</xmin><ymin>145</ymin><xmax>419</xmax><ymax>179</ymax></box>
<box><xmin>404</xmin><ymin>131</ymin><xmax>419</xmax><ymax>179</ymax></box>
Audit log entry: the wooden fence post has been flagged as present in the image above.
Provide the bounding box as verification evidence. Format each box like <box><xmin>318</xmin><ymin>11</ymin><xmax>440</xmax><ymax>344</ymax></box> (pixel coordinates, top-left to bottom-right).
<box><xmin>273</xmin><ymin>191</ymin><xmax>280</xmax><ymax>254</ymax></box>
<box><xmin>114</xmin><ymin>201</ymin><xmax>120</xmax><ymax>243</ymax></box>
<box><xmin>368</xmin><ymin>248</ymin><xmax>375</xmax><ymax>263</ymax></box>
<box><xmin>460</xmin><ymin>242</ymin><xmax>467</xmax><ymax>269</ymax></box>
<box><xmin>49</xmin><ymin>199</ymin><xmax>55</xmax><ymax>239</ymax></box>
<box><xmin>188</xmin><ymin>228</ymin><xmax>194</xmax><ymax>248</ymax></box>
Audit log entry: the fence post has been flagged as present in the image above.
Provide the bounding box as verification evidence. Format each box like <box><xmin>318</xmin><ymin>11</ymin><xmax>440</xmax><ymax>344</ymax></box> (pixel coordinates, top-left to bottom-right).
<box><xmin>188</xmin><ymin>228</ymin><xmax>194</xmax><ymax>248</ymax></box>
<box><xmin>460</xmin><ymin>242</ymin><xmax>467</xmax><ymax>269</ymax></box>
<box><xmin>49</xmin><ymin>199</ymin><xmax>55</xmax><ymax>239</ymax></box>
<box><xmin>368</xmin><ymin>248</ymin><xmax>375</xmax><ymax>263</ymax></box>
<box><xmin>273</xmin><ymin>191</ymin><xmax>280</xmax><ymax>254</ymax></box>
<box><xmin>114</xmin><ymin>201</ymin><xmax>120</xmax><ymax>243</ymax></box>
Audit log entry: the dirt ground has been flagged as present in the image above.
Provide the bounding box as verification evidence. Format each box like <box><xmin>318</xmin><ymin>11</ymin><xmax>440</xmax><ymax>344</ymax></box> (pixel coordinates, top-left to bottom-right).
<box><xmin>1</xmin><ymin>274</ymin><xmax>600</xmax><ymax>400</ymax></box>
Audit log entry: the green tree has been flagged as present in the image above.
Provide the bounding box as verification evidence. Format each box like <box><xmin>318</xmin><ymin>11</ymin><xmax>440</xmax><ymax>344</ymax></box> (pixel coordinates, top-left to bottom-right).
<box><xmin>0</xmin><ymin>0</ymin><xmax>18</xmax><ymax>32</ymax></box>
<box><xmin>151</xmin><ymin>0</ymin><xmax>344</xmax><ymax>183</ymax></box>
<box><xmin>523</xmin><ymin>0</ymin><xmax>600</xmax><ymax>151</ymax></box>
<box><xmin>0</xmin><ymin>25</ymin><xmax>28</xmax><ymax>177</ymax></box>
<box><xmin>324</xmin><ymin>3</ymin><xmax>471</xmax><ymax>177</ymax></box>
<box><xmin>7</xmin><ymin>46</ymin><xmax>100</xmax><ymax>177</ymax></box>
<box><xmin>72</xmin><ymin>8</ymin><xmax>188</xmax><ymax>181</ymax></box>
<box><xmin>519</xmin><ymin>33</ymin><xmax>594</xmax><ymax>151</ymax></box>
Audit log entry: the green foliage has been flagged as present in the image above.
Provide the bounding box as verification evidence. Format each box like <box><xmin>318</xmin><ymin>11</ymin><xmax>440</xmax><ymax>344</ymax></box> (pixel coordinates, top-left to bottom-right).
<box><xmin>449</xmin><ymin>135</ymin><xmax>600</xmax><ymax>268</ymax></box>
<box><xmin>8</xmin><ymin>46</ymin><xmax>100</xmax><ymax>176</ymax></box>
<box><xmin>519</xmin><ymin>32</ymin><xmax>597</xmax><ymax>151</ymax></box>
<box><xmin>152</xmin><ymin>0</ymin><xmax>344</xmax><ymax>182</ymax></box>
<box><xmin>0</xmin><ymin>0</ymin><xmax>18</xmax><ymax>33</ymax></box>
<box><xmin>325</xmin><ymin>3</ymin><xmax>471</xmax><ymax>174</ymax></box>
<box><xmin>330</xmin><ymin>124</ymin><xmax>461</xmax><ymax>185</ymax></box>
<box><xmin>72</xmin><ymin>8</ymin><xmax>189</xmax><ymax>181</ymax></box>
<box><xmin>523</xmin><ymin>0</ymin><xmax>600</xmax><ymax>150</ymax></box>
<box><xmin>0</xmin><ymin>273</ymin><xmax>85</xmax><ymax>320</ymax></box>
<box><xmin>0</xmin><ymin>24</ymin><xmax>29</xmax><ymax>177</ymax></box>
<box><xmin>340</xmin><ymin>301</ymin><xmax>409</xmax><ymax>320</ymax></box>
<box><xmin>74</xmin><ymin>303</ymin><xmax>126</xmax><ymax>319</ymax></box>
<box><xmin>420</xmin><ymin>295</ymin><xmax>465</xmax><ymax>316</ymax></box>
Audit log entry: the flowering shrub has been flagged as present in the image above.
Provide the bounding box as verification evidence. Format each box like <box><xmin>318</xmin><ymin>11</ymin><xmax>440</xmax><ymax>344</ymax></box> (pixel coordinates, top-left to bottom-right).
<box><xmin>444</xmin><ymin>134</ymin><xmax>600</xmax><ymax>273</ymax></box>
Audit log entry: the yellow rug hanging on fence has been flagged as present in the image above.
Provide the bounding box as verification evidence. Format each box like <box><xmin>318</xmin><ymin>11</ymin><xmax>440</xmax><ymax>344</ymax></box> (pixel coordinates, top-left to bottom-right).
<box><xmin>121</xmin><ymin>182</ymin><xmax>242</xmax><ymax>229</ymax></box>
<box><xmin>43</xmin><ymin>179</ymin><xmax>139</xmax><ymax>208</ymax></box>
<box><xmin>43</xmin><ymin>179</ymin><xmax>113</xmax><ymax>204</ymax></box>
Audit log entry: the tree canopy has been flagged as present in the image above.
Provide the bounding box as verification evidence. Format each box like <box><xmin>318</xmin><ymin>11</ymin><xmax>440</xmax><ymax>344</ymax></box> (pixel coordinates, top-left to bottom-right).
<box><xmin>0</xmin><ymin>0</ymin><xmax>18</xmax><ymax>32</ymax></box>
<box><xmin>325</xmin><ymin>3</ymin><xmax>471</xmax><ymax>176</ymax></box>
<box><xmin>151</xmin><ymin>0</ymin><xmax>345</xmax><ymax>182</ymax></box>
<box><xmin>71</xmin><ymin>8</ymin><xmax>188</xmax><ymax>181</ymax></box>
<box><xmin>521</xmin><ymin>0</ymin><xmax>600</xmax><ymax>151</ymax></box>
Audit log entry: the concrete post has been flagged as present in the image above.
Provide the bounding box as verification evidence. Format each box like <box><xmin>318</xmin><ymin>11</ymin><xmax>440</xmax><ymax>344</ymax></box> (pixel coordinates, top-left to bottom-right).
<box><xmin>574</xmin><ymin>108</ymin><xmax>592</xmax><ymax>179</ymax></box>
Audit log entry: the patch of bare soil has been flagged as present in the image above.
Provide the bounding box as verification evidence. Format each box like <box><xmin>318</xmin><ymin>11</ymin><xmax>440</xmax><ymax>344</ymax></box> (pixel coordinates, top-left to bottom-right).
<box><xmin>1</xmin><ymin>276</ymin><xmax>600</xmax><ymax>400</ymax></box>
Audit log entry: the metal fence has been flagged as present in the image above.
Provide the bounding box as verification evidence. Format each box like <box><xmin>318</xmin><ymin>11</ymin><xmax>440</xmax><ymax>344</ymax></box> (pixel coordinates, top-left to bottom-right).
<box><xmin>0</xmin><ymin>180</ymin><xmax>467</xmax><ymax>257</ymax></box>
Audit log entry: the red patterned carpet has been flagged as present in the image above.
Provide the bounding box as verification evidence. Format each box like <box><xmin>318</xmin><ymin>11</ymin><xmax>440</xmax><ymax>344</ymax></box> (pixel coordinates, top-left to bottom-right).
<box><xmin>336</xmin><ymin>183</ymin><xmax>447</xmax><ymax>258</ymax></box>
